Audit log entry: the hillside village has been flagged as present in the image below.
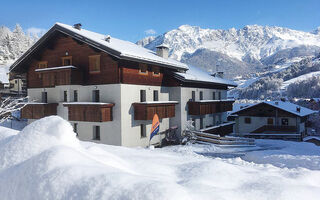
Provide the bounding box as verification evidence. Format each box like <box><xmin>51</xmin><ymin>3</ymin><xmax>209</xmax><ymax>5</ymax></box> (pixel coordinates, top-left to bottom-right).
<box><xmin>0</xmin><ymin>6</ymin><xmax>320</xmax><ymax>199</ymax></box>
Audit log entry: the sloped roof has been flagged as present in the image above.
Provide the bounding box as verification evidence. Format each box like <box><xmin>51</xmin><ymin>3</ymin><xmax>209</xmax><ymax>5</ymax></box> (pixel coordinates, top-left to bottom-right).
<box><xmin>232</xmin><ymin>101</ymin><xmax>317</xmax><ymax>117</ymax></box>
<box><xmin>10</xmin><ymin>22</ymin><xmax>188</xmax><ymax>72</ymax></box>
<box><xmin>174</xmin><ymin>65</ymin><xmax>237</xmax><ymax>87</ymax></box>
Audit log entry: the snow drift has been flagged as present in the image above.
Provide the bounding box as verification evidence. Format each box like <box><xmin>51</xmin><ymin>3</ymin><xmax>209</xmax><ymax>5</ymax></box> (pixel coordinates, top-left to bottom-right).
<box><xmin>0</xmin><ymin>116</ymin><xmax>320</xmax><ymax>200</ymax></box>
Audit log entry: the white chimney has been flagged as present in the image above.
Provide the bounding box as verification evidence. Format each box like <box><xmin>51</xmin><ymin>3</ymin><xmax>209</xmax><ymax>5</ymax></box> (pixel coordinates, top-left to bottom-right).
<box><xmin>73</xmin><ymin>23</ymin><xmax>82</xmax><ymax>30</ymax></box>
<box><xmin>211</xmin><ymin>71</ymin><xmax>224</xmax><ymax>79</ymax></box>
<box><xmin>105</xmin><ymin>35</ymin><xmax>111</xmax><ymax>42</ymax></box>
<box><xmin>156</xmin><ymin>44</ymin><xmax>169</xmax><ymax>59</ymax></box>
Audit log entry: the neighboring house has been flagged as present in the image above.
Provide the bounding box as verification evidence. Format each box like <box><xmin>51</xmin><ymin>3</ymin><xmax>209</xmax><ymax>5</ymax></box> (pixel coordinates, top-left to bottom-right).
<box><xmin>9</xmin><ymin>23</ymin><xmax>237</xmax><ymax>147</ymax></box>
<box><xmin>231</xmin><ymin>101</ymin><xmax>317</xmax><ymax>140</ymax></box>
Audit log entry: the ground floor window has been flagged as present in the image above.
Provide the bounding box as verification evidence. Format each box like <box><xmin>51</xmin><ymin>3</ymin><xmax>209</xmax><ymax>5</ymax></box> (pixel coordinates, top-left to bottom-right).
<box><xmin>73</xmin><ymin>123</ymin><xmax>78</xmax><ymax>136</ymax></box>
<box><xmin>245</xmin><ymin>117</ymin><xmax>251</xmax><ymax>124</ymax></box>
<box><xmin>140</xmin><ymin>124</ymin><xmax>146</xmax><ymax>138</ymax></box>
<box><xmin>200</xmin><ymin>117</ymin><xmax>204</xmax><ymax>129</ymax></box>
<box><xmin>93</xmin><ymin>126</ymin><xmax>100</xmax><ymax>140</ymax></box>
<box><xmin>281</xmin><ymin>118</ymin><xmax>289</xmax><ymax>126</ymax></box>
<box><xmin>74</xmin><ymin>90</ymin><xmax>78</xmax><ymax>102</ymax></box>
<box><xmin>267</xmin><ymin>118</ymin><xmax>273</xmax><ymax>125</ymax></box>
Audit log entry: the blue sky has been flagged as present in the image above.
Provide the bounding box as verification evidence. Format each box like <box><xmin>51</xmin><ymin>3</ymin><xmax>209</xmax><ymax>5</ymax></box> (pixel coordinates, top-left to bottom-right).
<box><xmin>1</xmin><ymin>0</ymin><xmax>319</xmax><ymax>42</ymax></box>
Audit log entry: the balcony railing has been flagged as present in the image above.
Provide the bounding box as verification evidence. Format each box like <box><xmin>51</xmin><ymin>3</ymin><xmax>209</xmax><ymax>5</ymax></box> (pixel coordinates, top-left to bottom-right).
<box><xmin>132</xmin><ymin>101</ymin><xmax>178</xmax><ymax>120</ymax></box>
<box><xmin>188</xmin><ymin>99</ymin><xmax>234</xmax><ymax>115</ymax></box>
<box><xmin>63</xmin><ymin>102</ymin><xmax>114</xmax><ymax>122</ymax></box>
<box><xmin>21</xmin><ymin>103</ymin><xmax>58</xmax><ymax>119</ymax></box>
<box><xmin>35</xmin><ymin>66</ymin><xmax>83</xmax><ymax>87</ymax></box>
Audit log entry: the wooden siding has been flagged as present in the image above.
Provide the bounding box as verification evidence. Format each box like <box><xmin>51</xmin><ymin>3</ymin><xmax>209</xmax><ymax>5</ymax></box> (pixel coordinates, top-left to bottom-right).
<box><xmin>235</xmin><ymin>103</ymin><xmax>298</xmax><ymax>118</ymax></box>
<box><xmin>188</xmin><ymin>100</ymin><xmax>234</xmax><ymax>115</ymax></box>
<box><xmin>36</xmin><ymin>68</ymin><xmax>83</xmax><ymax>87</ymax></box>
<box><xmin>27</xmin><ymin>33</ymin><xmax>118</xmax><ymax>88</ymax></box>
<box><xmin>132</xmin><ymin>102</ymin><xmax>177</xmax><ymax>120</ymax></box>
<box><xmin>64</xmin><ymin>104</ymin><xmax>114</xmax><ymax>122</ymax></box>
<box><xmin>21</xmin><ymin>103</ymin><xmax>58</xmax><ymax>119</ymax></box>
<box><xmin>251</xmin><ymin>125</ymin><xmax>297</xmax><ymax>133</ymax></box>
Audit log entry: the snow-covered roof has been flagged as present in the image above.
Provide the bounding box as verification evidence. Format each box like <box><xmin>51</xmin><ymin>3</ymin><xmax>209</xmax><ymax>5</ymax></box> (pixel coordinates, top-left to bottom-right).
<box><xmin>56</xmin><ymin>23</ymin><xmax>188</xmax><ymax>71</ymax></box>
<box><xmin>232</xmin><ymin>101</ymin><xmax>318</xmax><ymax>117</ymax></box>
<box><xmin>35</xmin><ymin>65</ymin><xmax>76</xmax><ymax>72</ymax></box>
<box><xmin>174</xmin><ymin>65</ymin><xmax>237</xmax><ymax>86</ymax></box>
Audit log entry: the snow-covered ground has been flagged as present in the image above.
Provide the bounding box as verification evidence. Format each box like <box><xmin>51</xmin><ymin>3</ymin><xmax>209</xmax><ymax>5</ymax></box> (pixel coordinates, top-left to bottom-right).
<box><xmin>0</xmin><ymin>116</ymin><xmax>319</xmax><ymax>200</ymax></box>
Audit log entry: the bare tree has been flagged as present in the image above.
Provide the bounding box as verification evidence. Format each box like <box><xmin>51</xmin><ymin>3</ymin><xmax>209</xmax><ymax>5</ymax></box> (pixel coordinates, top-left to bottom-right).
<box><xmin>0</xmin><ymin>96</ymin><xmax>28</xmax><ymax>123</ymax></box>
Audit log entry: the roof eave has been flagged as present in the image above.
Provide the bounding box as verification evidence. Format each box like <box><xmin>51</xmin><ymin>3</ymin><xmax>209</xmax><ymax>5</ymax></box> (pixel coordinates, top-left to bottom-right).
<box><xmin>173</xmin><ymin>73</ymin><xmax>238</xmax><ymax>87</ymax></box>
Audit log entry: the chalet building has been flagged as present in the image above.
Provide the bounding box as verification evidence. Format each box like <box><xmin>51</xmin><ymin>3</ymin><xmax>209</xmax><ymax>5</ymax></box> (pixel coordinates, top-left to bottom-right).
<box><xmin>231</xmin><ymin>101</ymin><xmax>317</xmax><ymax>140</ymax></box>
<box><xmin>10</xmin><ymin>23</ymin><xmax>237</xmax><ymax>147</ymax></box>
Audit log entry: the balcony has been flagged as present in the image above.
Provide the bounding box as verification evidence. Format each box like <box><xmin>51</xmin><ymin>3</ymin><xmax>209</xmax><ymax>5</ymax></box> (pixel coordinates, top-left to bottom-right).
<box><xmin>200</xmin><ymin>122</ymin><xmax>235</xmax><ymax>136</ymax></box>
<box><xmin>63</xmin><ymin>102</ymin><xmax>114</xmax><ymax>122</ymax></box>
<box><xmin>188</xmin><ymin>100</ymin><xmax>234</xmax><ymax>115</ymax></box>
<box><xmin>35</xmin><ymin>66</ymin><xmax>83</xmax><ymax>87</ymax></box>
<box><xmin>21</xmin><ymin>103</ymin><xmax>58</xmax><ymax>119</ymax></box>
<box><xmin>132</xmin><ymin>101</ymin><xmax>178</xmax><ymax>120</ymax></box>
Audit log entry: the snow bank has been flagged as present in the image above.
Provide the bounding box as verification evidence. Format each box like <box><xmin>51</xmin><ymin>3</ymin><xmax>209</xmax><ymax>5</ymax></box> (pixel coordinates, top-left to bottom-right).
<box><xmin>0</xmin><ymin>116</ymin><xmax>320</xmax><ymax>200</ymax></box>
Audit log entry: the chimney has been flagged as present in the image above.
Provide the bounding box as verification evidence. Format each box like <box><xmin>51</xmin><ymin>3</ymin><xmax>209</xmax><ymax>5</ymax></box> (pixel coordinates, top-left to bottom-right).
<box><xmin>73</xmin><ymin>23</ymin><xmax>82</xmax><ymax>30</ymax></box>
<box><xmin>105</xmin><ymin>35</ymin><xmax>111</xmax><ymax>42</ymax></box>
<box><xmin>296</xmin><ymin>106</ymin><xmax>301</xmax><ymax>112</ymax></box>
<box><xmin>275</xmin><ymin>101</ymin><xmax>279</xmax><ymax>105</ymax></box>
<box><xmin>211</xmin><ymin>71</ymin><xmax>224</xmax><ymax>79</ymax></box>
<box><xmin>156</xmin><ymin>44</ymin><xmax>169</xmax><ymax>59</ymax></box>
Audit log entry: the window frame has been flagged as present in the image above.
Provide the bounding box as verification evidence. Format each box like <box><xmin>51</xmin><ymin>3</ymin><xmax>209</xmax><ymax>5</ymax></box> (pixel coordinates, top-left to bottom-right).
<box><xmin>152</xmin><ymin>66</ymin><xmax>160</xmax><ymax>76</ymax></box>
<box><xmin>140</xmin><ymin>124</ymin><xmax>146</xmax><ymax>138</ymax></box>
<box><xmin>73</xmin><ymin>90</ymin><xmax>78</xmax><ymax>102</ymax></box>
<box><xmin>192</xmin><ymin>91</ymin><xmax>196</xmax><ymax>101</ymax></box>
<box><xmin>61</xmin><ymin>56</ymin><xmax>72</xmax><ymax>66</ymax></box>
<box><xmin>244</xmin><ymin>117</ymin><xmax>251</xmax><ymax>124</ymax></box>
<box><xmin>153</xmin><ymin>90</ymin><xmax>159</xmax><ymax>101</ymax></box>
<box><xmin>93</xmin><ymin>126</ymin><xmax>100</xmax><ymax>140</ymax></box>
<box><xmin>63</xmin><ymin>90</ymin><xmax>68</xmax><ymax>102</ymax></box>
<box><xmin>42</xmin><ymin>92</ymin><xmax>48</xmax><ymax>103</ymax></box>
<box><xmin>89</xmin><ymin>55</ymin><xmax>101</xmax><ymax>74</ymax></box>
<box><xmin>92</xmin><ymin>90</ymin><xmax>100</xmax><ymax>102</ymax></box>
<box><xmin>74</xmin><ymin>123</ymin><xmax>78</xmax><ymax>136</ymax></box>
<box><xmin>38</xmin><ymin>61</ymin><xmax>48</xmax><ymax>69</ymax></box>
<box><xmin>267</xmin><ymin>118</ymin><xmax>274</xmax><ymax>125</ymax></box>
<box><xmin>281</xmin><ymin>118</ymin><xmax>289</xmax><ymax>126</ymax></box>
<box><xmin>139</xmin><ymin>63</ymin><xmax>148</xmax><ymax>75</ymax></box>
<box><xmin>200</xmin><ymin>91</ymin><xmax>203</xmax><ymax>100</ymax></box>
<box><xmin>140</xmin><ymin>90</ymin><xmax>146</xmax><ymax>102</ymax></box>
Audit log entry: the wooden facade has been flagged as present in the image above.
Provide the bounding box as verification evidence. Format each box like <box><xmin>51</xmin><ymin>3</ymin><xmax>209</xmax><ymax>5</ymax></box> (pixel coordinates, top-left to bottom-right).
<box><xmin>133</xmin><ymin>102</ymin><xmax>178</xmax><ymax>120</ymax></box>
<box><xmin>63</xmin><ymin>104</ymin><xmax>114</xmax><ymax>122</ymax></box>
<box><xmin>36</xmin><ymin>67</ymin><xmax>83</xmax><ymax>87</ymax></box>
<box><xmin>188</xmin><ymin>100</ymin><xmax>234</xmax><ymax>115</ymax></box>
<box><xmin>251</xmin><ymin>125</ymin><xmax>297</xmax><ymax>133</ymax></box>
<box><xmin>21</xmin><ymin>103</ymin><xmax>58</xmax><ymax>119</ymax></box>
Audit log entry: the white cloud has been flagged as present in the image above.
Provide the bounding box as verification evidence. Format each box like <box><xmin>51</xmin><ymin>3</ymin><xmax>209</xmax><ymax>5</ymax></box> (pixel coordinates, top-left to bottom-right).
<box><xmin>26</xmin><ymin>27</ymin><xmax>47</xmax><ymax>37</ymax></box>
<box><xmin>144</xmin><ymin>29</ymin><xmax>156</xmax><ymax>35</ymax></box>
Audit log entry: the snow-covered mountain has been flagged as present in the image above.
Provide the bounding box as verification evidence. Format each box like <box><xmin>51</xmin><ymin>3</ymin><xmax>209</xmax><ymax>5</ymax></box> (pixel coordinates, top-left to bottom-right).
<box><xmin>137</xmin><ymin>25</ymin><xmax>320</xmax><ymax>78</ymax></box>
<box><xmin>0</xmin><ymin>24</ymin><xmax>36</xmax><ymax>65</ymax></box>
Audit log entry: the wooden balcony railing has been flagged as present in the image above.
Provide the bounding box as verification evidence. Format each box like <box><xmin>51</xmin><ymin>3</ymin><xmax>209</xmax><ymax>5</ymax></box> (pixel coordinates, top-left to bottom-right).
<box><xmin>35</xmin><ymin>66</ymin><xmax>83</xmax><ymax>87</ymax></box>
<box><xmin>21</xmin><ymin>103</ymin><xmax>58</xmax><ymax>119</ymax></box>
<box><xmin>200</xmin><ymin>122</ymin><xmax>235</xmax><ymax>136</ymax></box>
<box><xmin>63</xmin><ymin>102</ymin><xmax>114</xmax><ymax>122</ymax></box>
<box><xmin>132</xmin><ymin>101</ymin><xmax>178</xmax><ymax>120</ymax></box>
<box><xmin>188</xmin><ymin>100</ymin><xmax>234</xmax><ymax>115</ymax></box>
<box><xmin>251</xmin><ymin>125</ymin><xmax>297</xmax><ymax>133</ymax></box>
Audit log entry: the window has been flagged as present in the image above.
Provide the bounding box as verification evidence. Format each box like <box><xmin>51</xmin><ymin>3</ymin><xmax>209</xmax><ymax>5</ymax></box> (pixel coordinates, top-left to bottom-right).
<box><xmin>92</xmin><ymin>90</ymin><xmax>100</xmax><ymax>102</ymax></box>
<box><xmin>267</xmin><ymin>118</ymin><xmax>274</xmax><ymax>125</ymax></box>
<box><xmin>200</xmin><ymin>117</ymin><xmax>204</xmax><ymax>129</ymax></box>
<box><xmin>139</xmin><ymin>63</ymin><xmax>148</xmax><ymax>74</ymax></box>
<box><xmin>153</xmin><ymin>90</ymin><xmax>159</xmax><ymax>101</ymax></box>
<box><xmin>93</xmin><ymin>126</ymin><xmax>100</xmax><ymax>140</ymax></box>
<box><xmin>140</xmin><ymin>90</ymin><xmax>146</xmax><ymax>102</ymax></box>
<box><xmin>192</xmin><ymin>118</ymin><xmax>196</xmax><ymax>129</ymax></box>
<box><xmin>38</xmin><ymin>61</ymin><xmax>47</xmax><ymax>69</ymax></box>
<box><xmin>213</xmin><ymin>115</ymin><xmax>216</xmax><ymax>126</ymax></box>
<box><xmin>62</xmin><ymin>56</ymin><xmax>72</xmax><ymax>66</ymax></box>
<box><xmin>73</xmin><ymin>90</ymin><xmax>78</xmax><ymax>102</ymax></box>
<box><xmin>89</xmin><ymin>55</ymin><xmax>101</xmax><ymax>73</ymax></box>
<box><xmin>63</xmin><ymin>91</ymin><xmax>67</xmax><ymax>102</ymax></box>
<box><xmin>42</xmin><ymin>92</ymin><xmax>47</xmax><ymax>103</ymax></box>
<box><xmin>192</xmin><ymin>91</ymin><xmax>195</xmax><ymax>101</ymax></box>
<box><xmin>245</xmin><ymin>117</ymin><xmax>251</xmax><ymax>124</ymax></box>
<box><xmin>218</xmin><ymin>91</ymin><xmax>221</xmax><ymax>100</ymax></box>
<box><xmin>200</xmin><ymin>91</ymin><xmax>203</xmax><ymax>100</ymax></box>
<box><xmin>281</xmin><ymin>118</ymin><xmax>289</xmax><ymax>126</ymax></box>
<box><xmin>140</xmin><ymin>124</ymin><xmax>146</xmax><ymax>138</ymax></box>
<box><xmin>73</xmin><ymin>123</ymin><xmax>78</xmax><ymax>136</ymax></box>
<box><xmin>152</xmin><ymin>66</ymin><xmax>160</xmax><ymax>76</ymax></box>
<box><xmin>212</xmin><ymin>92</ymin><xmax>216</xmax><ymax>100</ymax></box>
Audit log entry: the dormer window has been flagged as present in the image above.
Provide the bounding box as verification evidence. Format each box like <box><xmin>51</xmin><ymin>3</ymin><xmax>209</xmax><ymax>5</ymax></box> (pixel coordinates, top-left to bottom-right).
<box><xmin>38</xmin><ymin>61</ymin><xmax>47</xmax><ymax>69</ymax></box>
<box><xmin>139</xmin><ymin>63</ymin><xmax>148</xmax><ymax>75</ymax></box>
<box><xmin>89</xmin><ymin>55</ymin><xmax>101</xmax><ymax>73</ymax></box>
<box><xmin>152</xmin><ymin>66</ymin><xmax>160</xmax><ymax>76</ymax></box>
<box><xmin>62</xmin><ymin>56</ymin><xmax>72</xmax><ymax>66</ymax></box>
